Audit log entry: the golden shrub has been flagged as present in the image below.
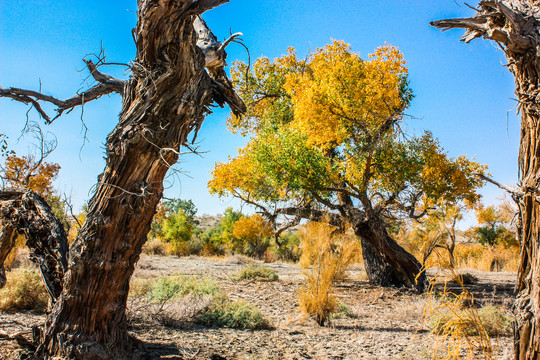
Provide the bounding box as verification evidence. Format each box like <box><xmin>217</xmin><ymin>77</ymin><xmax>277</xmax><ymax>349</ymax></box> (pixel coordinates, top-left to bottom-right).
<box><xmin>297</xmin><ymin>221</ymin><xmax>359</xmax><ymax>325</ymax></box>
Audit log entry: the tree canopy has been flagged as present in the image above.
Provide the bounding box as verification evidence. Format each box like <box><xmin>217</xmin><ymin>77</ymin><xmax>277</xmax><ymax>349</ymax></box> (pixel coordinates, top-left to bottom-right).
<box><xmin>209</xmin><ymin>41</ymin><xmax>486</xmax><ymax>227</ymax></box>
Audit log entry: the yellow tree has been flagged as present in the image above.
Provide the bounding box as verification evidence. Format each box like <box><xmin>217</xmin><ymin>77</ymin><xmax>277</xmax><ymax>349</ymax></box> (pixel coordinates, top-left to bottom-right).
<box><xmin>2</xmin><ymin>154</ymin><xmax>60</xmax><ymax>196</ymax></box>
<box><xmin>232</xmin><ymin>213</ymin><xmax>273</xmax><ymax>257</ymax></box>
<box><xmin>210</xmin><ymin>41</ymin><xmax>486</xmax><ymax>291</ymax></box>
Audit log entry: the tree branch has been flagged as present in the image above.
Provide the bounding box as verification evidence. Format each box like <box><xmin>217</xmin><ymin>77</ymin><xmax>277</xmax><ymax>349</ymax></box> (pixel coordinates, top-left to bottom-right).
<box><xmin>430</xmin><ymin>0</ymin><xmax>534</xmax><ymax>51</ymax></box>
<box><xmin>0</xmin><ymin>60</ymin><xmax>125</xmax><ymax>124</ymax></box>
<box><xmin>188</xmin><ymin>0</ymin><xmax>229</xmax><ymax>15</ymax></box>
<box><xmin>475</xmin><ymin>172</ymin><xmax>525</xmax><ymax>197</ymax></box>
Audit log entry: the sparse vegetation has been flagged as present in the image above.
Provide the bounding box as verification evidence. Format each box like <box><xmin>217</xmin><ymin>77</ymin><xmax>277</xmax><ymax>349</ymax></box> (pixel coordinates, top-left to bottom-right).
<box><xmin>430</xmin><ymin>304</ymin><xmax>513</xmax><ymax>338</ymax></box>
<box><xmin>196</xmin><ymin>294</ymin><xmax>269</xmax><ymax>330</ymax></box>
<box><xmin>0</xmin><ymin>268</ymin><xmax>48</xmax><ymax>312</ymax></box>
<box><xmin>232</xmin><ymin>264</ymin><xmax>279</xmax><ymax>282</ymax></box>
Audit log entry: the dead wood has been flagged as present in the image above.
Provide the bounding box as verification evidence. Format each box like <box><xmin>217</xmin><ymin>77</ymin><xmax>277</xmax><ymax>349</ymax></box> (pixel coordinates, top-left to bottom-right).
<box><xmin>432</xmin><ymin>1</ymin><xmax>540</xmax><ymax>358</ymax></box>
<box><xmin>0</xmin><ymin>188</ymin><xmax>68</xmax><ymax>302</ymax></box>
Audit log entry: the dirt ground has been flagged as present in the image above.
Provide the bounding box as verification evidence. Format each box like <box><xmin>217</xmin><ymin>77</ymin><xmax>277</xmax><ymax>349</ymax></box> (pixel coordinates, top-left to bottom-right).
<box><xmin>0</xmin><ymin>255</ymin><xmax>516</xmax><ymax>359</ymax></box>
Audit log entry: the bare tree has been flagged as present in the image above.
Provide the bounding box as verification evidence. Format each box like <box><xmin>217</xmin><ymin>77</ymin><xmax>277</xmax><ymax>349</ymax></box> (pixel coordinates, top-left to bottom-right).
<box><xmin>0</xmin><ymin>1</ymin><xmax>245</xmax><ymax>359</ymax></box>
<box><xmin>432</xmin><ymin>2</ymin><xmax>540</xmax><ymax>358</ymax></box>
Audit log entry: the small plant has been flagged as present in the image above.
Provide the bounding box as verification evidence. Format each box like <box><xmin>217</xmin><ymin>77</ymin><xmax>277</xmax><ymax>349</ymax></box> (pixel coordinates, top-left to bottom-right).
<box><xmin>425</xmin><ymin>271</ymin><xmax>495</xmax><ymax>359</ymax></box>
<box><xmin>0</xmin><ymin>268</ymin><xmax>48</xmax><ymax>312</ymax></box>
<box><xmin>196</xmin><ymin>294</ymin><xmax>269</xmax><ymax>329</ymax></box>
<box><xmin>331</xmin><ymin>303</ymin><xmax>353</xmax><ymax>319</ymax></box>
<box><xmin>232</xmin><ymin>264</ymin><xmax>278</xmax><ymax>282</ymax></box>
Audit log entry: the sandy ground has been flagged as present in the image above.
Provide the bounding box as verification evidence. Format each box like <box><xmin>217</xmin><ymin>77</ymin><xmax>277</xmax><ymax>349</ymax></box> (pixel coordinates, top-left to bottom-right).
<box><xmin>0</xmin><ymin>255</ymin><xmax>516</xmax><ymax>359</ymax></box>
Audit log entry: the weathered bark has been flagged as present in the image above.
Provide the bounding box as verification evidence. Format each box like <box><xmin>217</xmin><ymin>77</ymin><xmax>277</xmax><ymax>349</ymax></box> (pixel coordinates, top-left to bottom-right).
<box><xmin>1</xmin><ymin>1</ymin><xmax>244</xmax><ymax>359</ymax></box>
<box><xmin>432</xmin><ymin>2</ymin><xmax>540</xmax><ymax>359</ymax></box>
<box><xmin>0</xmin><ymin>188</ymin><xmax>68</xmax><ymax>300</ymax></box>
<box><xmin>360</xmin><ymin>238</ymin><xmax>404</xmax><ymax>287</ymax></box>
<box><xmin>355</xmin><ymin>220</ymin><xmax>426</xmax><ymax>292</ymax></box>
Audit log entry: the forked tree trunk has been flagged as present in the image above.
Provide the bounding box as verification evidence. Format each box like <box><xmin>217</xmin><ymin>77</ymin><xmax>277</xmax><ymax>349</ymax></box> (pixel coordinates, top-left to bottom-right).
<box><xmin>432</xmin><ymin>2</ymin><xmax>540</xmax><ymax>358</ymax></box>
<box><xmin>0</xmin><ymin>1</ymin><xmax>244</xmax><ymax>359</ymax></box>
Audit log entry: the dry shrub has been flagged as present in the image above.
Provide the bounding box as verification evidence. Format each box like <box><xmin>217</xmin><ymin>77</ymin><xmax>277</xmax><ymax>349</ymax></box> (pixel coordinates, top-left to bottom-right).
<box><xmin>453</xmin><ymin>244</ymin><xmax>519</xmax><ymax>272</ymax></box>
<box><xmin>232</xmin><ymin>264</ymin><xmax>278</xmax><ymax>282</ymax></box>
<box><xmin>262</xmin><ymin>250</ymin><xmax>276</xmax><ymax>263</ymax></box>
<box><xmin>297</xmin><ymin>221</ymin><xmax>359</xmax><ymax>326</ymax></box>
<box><xmin>3</xmin><ymin>235</ymin><xmax>27</xmax><ymax>270</ymax></box>
<box><xmin>142</xmin><ymin>238</ymin><xmax>170</xmax><ymax>256</ymax></box>
<box><xmin>425</xmin><ymin>271</ymin><xmax>495</xmax><ymax>360</ymax></box>
<box><xmin>0</xmin><ymin>267</ymin><xmax>48</xmax><ymax>312</ymax></box>
<box><xmin>225</xmin><ymin>254</ymin><xmax>254</xmax><ymax>265</ymax></box>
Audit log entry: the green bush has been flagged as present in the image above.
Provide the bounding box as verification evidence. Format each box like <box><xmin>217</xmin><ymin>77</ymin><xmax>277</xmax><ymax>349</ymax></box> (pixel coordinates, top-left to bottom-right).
<box><xmin>146</xmin><ymin>275</ymin><xmax>220</xmax><ymax>302</ymax></box>
<box><xmin>0</xmin><ymin>268</ymin><xmax>48</xmax><ymax>312</ymax></box>
<box><xmin>331</xmin><ymin>303</ymin><xmax>352</xmax><ymax>319</ymax></box>
<box><xmin>232</xmin><ymin>264</ymin><xmax>278</xmax><ymax>282</ymax></box>
<box><xmin>196</xmin><ymin>294</ymin><xmax>269</xmax><ymax>329</ymax></box>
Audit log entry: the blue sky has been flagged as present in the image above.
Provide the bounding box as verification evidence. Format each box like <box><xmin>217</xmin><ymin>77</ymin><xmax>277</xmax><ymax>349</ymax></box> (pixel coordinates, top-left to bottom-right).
<box><xmin>0</xmin><ymin>1</ymin><xmax>519</xmax><ymax>224</ymax></box>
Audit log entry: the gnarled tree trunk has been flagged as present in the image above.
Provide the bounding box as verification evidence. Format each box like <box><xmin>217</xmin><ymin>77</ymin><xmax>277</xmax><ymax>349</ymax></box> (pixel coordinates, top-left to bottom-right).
<box><xmin>355</xmin><ymin>220</ymin><xmax>426</xmax><ymax>292</ymax></box>
<box><xmin>432</xmin><ymin>2</ymin><xmax>540</xmax><ymax>358</ymax></box>
<box><xmin>0</xmin><ymin>1</ymin><xmax>244</xmax><ymax>359</ymax></box>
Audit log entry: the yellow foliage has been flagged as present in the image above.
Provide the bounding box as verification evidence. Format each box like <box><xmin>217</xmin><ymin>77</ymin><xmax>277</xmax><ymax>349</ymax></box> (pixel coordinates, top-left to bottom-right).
<box><xmin>297</xmin><ymin>221</ymin><xmax>359</xmax><ymax>325</ymax></box>
<box><xmin>409</xmin><ymin>243</ymin><xmax>519</xmax><ymax>272</ymax></box>
<box><xmin>2</xmin><ymin>154</ymin><xmax>60</xmax><ymax>196</ymax></box>
<box><xmin>453</xmin><ymin>244</ymin><xmax>519</xmax><ymax>272</ymax></box>
<box><xmin>232</xmin><ymin>214</ymin><xmax>272</xmax><ymax>241</ymax></box>
<box><xmin>287</xmin><ymin>42</ymin><xmax>407</xmax><ymax>150</ymax></box>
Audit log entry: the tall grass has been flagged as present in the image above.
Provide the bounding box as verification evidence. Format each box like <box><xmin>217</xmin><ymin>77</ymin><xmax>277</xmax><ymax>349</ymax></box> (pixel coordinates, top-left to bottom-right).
<box><xmin>297</xmin><ymin>221</ymin><xmax>359</xmax><ymax>326</ymax></box>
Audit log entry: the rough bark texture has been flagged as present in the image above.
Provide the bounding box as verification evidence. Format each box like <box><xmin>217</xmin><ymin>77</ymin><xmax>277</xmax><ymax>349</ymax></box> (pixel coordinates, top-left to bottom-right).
<box><xmin>432</xmin><ymin>2</ymin><xmax>540</xmax><ymax>359</ymax></box>
<box><xmin>354</xmin><ymin>218</ymin><xmax>426</xmax><ymax>292</ymax></box>
<box><xmin>1</xmin><ymin>1</ymin><xmax>244</xmax><ymax>359</ymax></box>
<box><xmin>0</xmin><ymin>189</ymin><xmax>68</xmax><ymax>300</ymax></box>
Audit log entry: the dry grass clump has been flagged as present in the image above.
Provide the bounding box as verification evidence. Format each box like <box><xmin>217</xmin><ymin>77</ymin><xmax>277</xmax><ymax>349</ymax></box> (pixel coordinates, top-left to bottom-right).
<box><xmin>142</xmin><ymin>238</ymin><xmax>170</xmax><ymax>256</ymax></box>
<box><xmin>430</xmin><ymin>304</ymin><xmax>512</xmax><ymax>338</ymax></box>
<box><xmin>225</xmin><ymin>254</ymin><xmax>254</xmax><ymax>265</ymax></box>
<box><xmin>0</xmin><ymin>268</ymin><xmax>48</xmax><ymax>312</ymax></box>
<box><xmin>232</xmin><ymin>264</ymin><xmax>278</xmax><ymax>282</ymax></box>
<box><xmin>297</xmin><ymin>221</ymin><xmax>359</xmax><ymax>326</ymax></box>
<box><xmin>425</xmin><ymin>272</ymin><xmax>497</xmax><ymax>360</ymax></box>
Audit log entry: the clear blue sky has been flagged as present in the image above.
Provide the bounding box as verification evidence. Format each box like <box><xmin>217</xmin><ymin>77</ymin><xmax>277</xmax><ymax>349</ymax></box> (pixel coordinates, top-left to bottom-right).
<box><xmin>0</xmin><ymin>1</ymin><xmax>519</xmax><ymax>224</ymax></box>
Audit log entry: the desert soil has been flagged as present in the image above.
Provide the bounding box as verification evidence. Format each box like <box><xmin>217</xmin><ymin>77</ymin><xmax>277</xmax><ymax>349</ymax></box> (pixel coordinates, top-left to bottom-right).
<box><xmin>0</xmin><ymin>255</ymin><xmax>516</xmax><ymax>359</ymax></box>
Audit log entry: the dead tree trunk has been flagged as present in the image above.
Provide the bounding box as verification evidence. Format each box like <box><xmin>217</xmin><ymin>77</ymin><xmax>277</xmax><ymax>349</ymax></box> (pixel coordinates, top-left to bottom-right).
<box><xmin>0</xmin><ymin>1</ymin><xmax>244</xmax><ymax>359</ymax></box>
<box><xmin>0</xmin><ymin>189</ymin><xmax>68</xmax><ymax>299</ymax></box>
<box><xmin>432</xmin><ymin>2</ymin><xmax>540</xmax><ymax>358</ymax></box>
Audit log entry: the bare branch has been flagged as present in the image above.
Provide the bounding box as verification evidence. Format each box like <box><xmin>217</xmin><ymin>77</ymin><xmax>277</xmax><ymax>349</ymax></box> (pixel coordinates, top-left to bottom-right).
<box><xmin>475</xmin><ymin>172</ymin><xmax>525</xmax><ymax>197</ymax></box>
<box><xmin>0</xmin><ymin>59</ymin><xmax>125</xmax><ymax>124</ymax></box>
